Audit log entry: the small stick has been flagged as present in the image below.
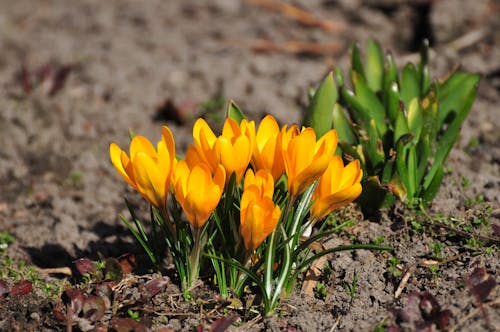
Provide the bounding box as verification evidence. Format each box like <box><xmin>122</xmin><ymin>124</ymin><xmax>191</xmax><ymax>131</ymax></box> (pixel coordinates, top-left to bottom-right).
<box><xmin>395</xmin><ymin>264</ymin><xmax>416</xmax><ymax>298</ymax></box>
<box><xmin>36</xmin><ymin>267</ymin><xmax>72</xmax><ymax>276</ymax></box>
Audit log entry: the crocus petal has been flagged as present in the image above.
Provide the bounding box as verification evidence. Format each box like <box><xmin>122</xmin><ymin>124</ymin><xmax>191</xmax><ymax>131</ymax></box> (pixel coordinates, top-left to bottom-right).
<box><xmin>339</xmin><ymin>159</ymin><xmax>362</xmax><ymax>189</ymax></box>
<box><xmin>132</xmin><ymin>152</ymin><xmax>166</xmax><ymax>209</ymax></box>
<box><xmin>244</xmin><ymin>169</ymin><xmax>274</xmax><ymax>200</ymax></box>
<box><xmin>172</xmin><ymin>161</ymin><xmax>224</xmax><ymax>229</ymax></box>
<box><xmin>311</xmin><ymin>156</ymin><xmax>363</xmax><ymax>220</ymax></box>
<box><xmin>222</xmin><ymin>117</ymin><xmax>242</xmax><ymax>138</ymax></box>
<box><xmin>311</xmin><ymin>184</ymin><xmax>362</xmax><ymax>220</ymax></box>
<box><xmin>216</xmin><ymin>136</ymin><xmax>251</xmax><ymax>183</ymax></box>
<box><xmin>130</xmin><ymin>136</ymin><xmax>157</xmax><ymax>159</ymax></box>
<box><xmin>240</xmin><ymin>197</ymin><xmax>280</xmax><ymax>251</ymax></box>
<box><xmin>186</xmin><ymin>164</ymin><xmax>222</xmax><ymax>228</ymax></box>
<box><xmin>193</xmin><ymin>118</ymin><xmax>217</xmax><ymax>148</ymax></box>
<box><xmin>290</xmin><ymin>154</ymin><xmax>330</xmax><ymax>197</ymax></box>
<box><xmin>110</xmin><ymin>143</ymin><xmax>136</xmax><ymax>189</ymax></box>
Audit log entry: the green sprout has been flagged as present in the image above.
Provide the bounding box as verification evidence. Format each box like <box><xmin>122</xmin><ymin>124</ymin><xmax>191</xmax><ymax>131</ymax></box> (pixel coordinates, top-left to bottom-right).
<box><xmin>344</xmin><ymin>271</ymin><xmax>358</xmax><ymax>299</ymax></box>
<box><xmin>303</xmin><ymin>39</ymin><xmax>480</xmax><ymax>210</ymax></box>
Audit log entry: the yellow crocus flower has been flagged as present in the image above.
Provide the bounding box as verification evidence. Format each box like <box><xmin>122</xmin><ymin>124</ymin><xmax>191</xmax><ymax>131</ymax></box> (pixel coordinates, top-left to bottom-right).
<box><xmin>110</xmin><ymin>126</ymin><xmax>175</xmax><ymax>211</ymax></box>
<box><xmin>172</xmin><ymin>160</ymin><xmax>225</xmax><ymax>229</ymax></box>
<box><xmin>251</xmin><ymin>115</ymin><xmax>285</xmax><ymax>181</ymax></box>
<box><xmin>311</xmin><ymin>157</ymin><xmax>363</xmax><ymax>220</ymax></box>
<box><xmin>282</xmin><ymin>127</ymin><xmax>338</xmax><ymax>198</ymax></box>
<box><xmin>243</xmin><ymin>169</ymin><xmax>275</xmax><ymax>200</ymax></box>
<box><xmin>240</xmin><ymin>182</ymin><xmax>281</xmax><ymax>251</ymax></box>
<box><xmin>192</xmin><ymin>117</ymin><xmax>254</xmax><ymax>184</ymax></box>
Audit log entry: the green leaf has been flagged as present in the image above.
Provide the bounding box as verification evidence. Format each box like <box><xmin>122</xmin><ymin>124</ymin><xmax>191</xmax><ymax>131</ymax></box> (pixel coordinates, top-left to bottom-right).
<box><xmin>359</xmin><ymin>119</ymin><xmax>385</xmax><ymax>171</ymax></box>
<box><xmin>383</xmin><ymin>53</ymin><xmax>398</xmax><ymax>105</ymax></box>
<box><xmin>436</xmin><ymin>72</ymin><xmax>480</xmax><ymax>128</ymax></box>
<box><xmin>303</xmin><ymin>72</ymin><xmax>337</xmax><ymax>138</ymax></box>
<box><xmin>365</xmin><ymin>39</ymin><xmax>384</xmax><ymax>92</ymax></box>
<box><xmin>386</xmin><ymin>81</ymin><xmax>401</xmax><ymax>124</ymax></box>
<box><xmin>334</xmin><ymin>67</ymin><xmax>345</xmax><ymax>87</ymax></box>
<box><xmin>416</xmin><ymin>135</ymin><xmax>430</xmax><ymax>185</ymax></box>
<box><xmin>338</xmin><ymin>141</ymin><xmax>367</xmax><ymax>176</ymax></box>
<box><xmin>340</xmin><ymin>87</ymin><xmax>371</xmax><ymax>125</ymax></box>
<box><xmin>226</xmin><ymin>99</ymin><xmax>246</xmax><ymax>124</ymax></box>
<box><xmin>332</xmin><ymin>103</ymin><xmax>356</xmax><ymax>145</ymax></box>
<box><xmin>423</xmin><ymin>81</ymin><xmax>478</xmax><ymax>190</ymax></box>
<box><xmin>420</xmin><ymin>90</ymin><xmax>439</xmax><ymax>149</ymax></box>
<box><xmin>407</xmin><ymin>98</ymin><xmax>423</xmax><ymax>142</ymax></box>
<box><xmin>421</xmin><ymin>165</ymin><xmax>444</xmax><ymax>205</ymax></box>
<box><xmin>351</xmin><ymin>71</ymin><xmax>387</xmax><ymax>137</ymax></box>
<box><xmin>418</xmin><ymin>39</ymin><xmax>431</xmax><ymax>94</ymax></box>
<box><xmin>381</xmin><ymin>156</ymin><xmax>395</xmax><ymax>185</ymax></box>
<box><xmin>400</xmin><ymin>63</ymin><xmax>420</xmax><ymax>107</ymax></box>
<box><xmin>395</xmin><ymin>135</ymin><xmax>415</xmax><ymax>202</ymax></box>
<box><xmin>351</xmin><ymin>43</ymin><xmax>365</xmax><ymax>80</ymax></box>
<box><xmin>394</xmin><ymin>106</ymin><xmax>410</xmax><ymax>143</ymax></box>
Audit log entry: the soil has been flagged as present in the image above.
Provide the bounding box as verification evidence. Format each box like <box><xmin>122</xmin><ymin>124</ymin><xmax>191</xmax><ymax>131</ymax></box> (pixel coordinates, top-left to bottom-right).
<box><xmin>0</xmin><ymin>0</ymin><xmax>499</xmax><ymax>331</ymax></box>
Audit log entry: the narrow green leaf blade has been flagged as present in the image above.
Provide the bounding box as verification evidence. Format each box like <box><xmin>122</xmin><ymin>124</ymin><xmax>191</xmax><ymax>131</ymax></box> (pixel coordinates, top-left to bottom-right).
<box><xmin>387</xmin><ymin>81</ymin><xmax>401</xmax><ymax>123</ymax></box>
<box><xmin>303</xmin><ymin>72</ymin><xmax>337</xmax><ymax>138</ymax></box>
<box><xmin>424</xmin><ymin>80</ymin><xmax>479</xmax><ymax>190</ymax></box>
<box><xmin>352</xmin><ymin>71</ymin><xmax>387</xmax><ymax>137</ymax></box>
<box><xmin>359</xmin><ymin>119</ymin><xmax>385</xmax><ymax>171</ymax></box>
<box><xmin>341</xmin><ymin>87</ymin><xmax>371</xmax><ymax>125</ymax></box>
<box><xmin>332</xmin><ymin>103</ymin><xmax>356</xmax><ymax>145</ymax></box>
<box><xmin>383</xmin><ymin>52</ymin><xmax>398</xmax><ymax>105</ymax></box>
<box><xmin>420</xmin><ymin>90</ymin><xmax>439</xmax><ymax>150</ymax></box>
<box><xmin>395</xmin><ymin>134</ymin><xmax>413</xmax><ymax>203</ymax></box>
<box><xmin>421</xmin><ymin>165</ymin><xmax>444</xmax><ymax>206</ymax></box>
<box><xmin>400</xmin><ymin>63</ymin><xmax>420</xmax><ymax>107</ymax></box>
<box><xmin>418</xmin><ymin>39</ymin><xmax>431</xmax><ymax>94</ymax></box>
<box><xmin>407</xmin><ymin>98</ymin><xmax>423</xmax><ymax>142</ymax></box>
<box><xmin>365</xmin><ymin>39</ymin><xmax>384</xmax><ymax>92</ymax></box>
<box><xmin>351</xmin><ymin>43</ymin><xmax>365</xmax><ymax>80</ymax></box>
<box><xmin>394</xmin><ymin>107</ymin><xmax>410</xmax><ymax>143</ymax></box>
<box><xmin>436</xmin><ymin>72</ymin><xmax>480</xmax><ymax>128</ymax></box>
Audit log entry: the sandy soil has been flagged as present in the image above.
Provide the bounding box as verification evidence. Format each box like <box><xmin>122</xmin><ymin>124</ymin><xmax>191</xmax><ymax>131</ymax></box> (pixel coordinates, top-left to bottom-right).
<box><xmin>0</xmin><ymin>0</ymin><xmax>498</xmax><ymax>331</ymax></box>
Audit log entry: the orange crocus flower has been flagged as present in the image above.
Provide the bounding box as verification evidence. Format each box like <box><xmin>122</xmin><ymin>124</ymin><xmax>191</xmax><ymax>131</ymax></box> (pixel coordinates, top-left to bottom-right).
<box><xmin>251</xmin><ymin>115</ymin><xmax>285</xmax><ymax>181</ymax></box>
<box><xmin>282</xmin><ymin>127</ymin><xmax>338</xmax><ymax>198</ymax></box>
<box><xmin>243</xmin><ymin>169</ymin><xmax>275</xmax><ymax>200</ymax></box>
<box><xmin>240</xmin><ymin>169</ymin><xmax>280</xmax><ymax>251</ymax></box>
<box><xmin>172</xmin><ymin>160</ymin><xmax>225</xmax><ymax>229</ymax></box>
<box><xmin>311</xmin><ymin>157</ymin><xmax>363</xmax><ymax>220</ymax></box>
<box><xmin>192</xmin><ymin>118</ymin><xmax>254</xmax><ymax>184</ymax></box>
<box><xmin>110</xmin><ymin>126</ymin><xmax>175</xmax><ymax>210</ymax></box>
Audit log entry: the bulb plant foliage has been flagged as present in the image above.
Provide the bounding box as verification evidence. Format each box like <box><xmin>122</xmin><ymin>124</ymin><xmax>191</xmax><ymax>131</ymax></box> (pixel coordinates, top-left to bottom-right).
<box><xmin>110</xmin><ymin>101</ymin><xmax>391</xmax><ymax>314</ymax></box>
<box><xmin>304</xmin><ymin>39</ymin><xmax>480</xmax><ymax>210</ymax></box>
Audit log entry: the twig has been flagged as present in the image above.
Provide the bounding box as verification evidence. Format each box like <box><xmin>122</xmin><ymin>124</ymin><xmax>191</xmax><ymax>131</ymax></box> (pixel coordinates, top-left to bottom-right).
<box><xmin>395</xmin><ymin>264</ymin><xmax>417</xmax><ymax>298</ymax></box>
<box><xmin>238</xmin><ymin>313</ymin><xmax>262</xmax><ymax>330</ymax></box>
<box><xmin>244</xmin><ymin>0</ymin><xmax>344</xmax><ymax>32</ymax></box>
<box><xmin>329</xmin><ymin>316</ymin><xmax>342</xmax><ymax>331</ymax></box>
<box><xmin>36</xmin><ymin>267</ymin><xmax>73</xmax><ymax>276</ymax></box>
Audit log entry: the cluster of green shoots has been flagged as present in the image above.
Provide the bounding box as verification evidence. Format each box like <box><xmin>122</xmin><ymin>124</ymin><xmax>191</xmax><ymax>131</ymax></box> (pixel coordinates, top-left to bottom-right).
<box><xmin>304</xmin><ymin>39</ymin><xmax>480</xmax><ymax>210</ymax></box>
<box><xmin>109</xmin><ymin>39</ymin><xmax>478</xmax><ymax>315</ymax></box>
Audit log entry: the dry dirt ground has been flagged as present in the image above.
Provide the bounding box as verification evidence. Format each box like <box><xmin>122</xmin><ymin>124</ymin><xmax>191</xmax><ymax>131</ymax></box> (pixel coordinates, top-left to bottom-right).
<box><xmin>0</xmin><ymin>1</ymin><xmax>499</xmax><ymax>331</ymax></box>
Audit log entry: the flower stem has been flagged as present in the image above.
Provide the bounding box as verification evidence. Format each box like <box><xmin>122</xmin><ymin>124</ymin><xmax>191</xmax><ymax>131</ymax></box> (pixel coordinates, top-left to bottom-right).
<box><xmin>189</xmin><ymin>227</ymin><xmax>202</xmax><ymax>287</ymax></box>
